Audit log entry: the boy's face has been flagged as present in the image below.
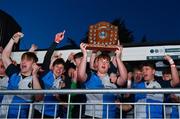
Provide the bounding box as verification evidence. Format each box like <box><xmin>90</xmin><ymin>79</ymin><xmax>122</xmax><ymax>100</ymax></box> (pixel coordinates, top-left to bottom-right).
<box><xmin>52</xmin><ymin>64</ymin><xmax>65</xmax><ymax>78</ymax></box>
<box><xmin>20</xmin><ymin>58</ymin><xmax>34</xmax><ymax>74</ymax></box>
<box><xmin>97</xmin><ymin>58</ymin><xmax>110</xmax><ymax>74</ymax></box>
<box><xmin>142</xmin><ymin>66</ymin><xmax>155</xmax><ymax>81</ymax></box>
<box><xmin>163</xmin><ymin>73</ymin><xmax>172</xmax><ymax>81</ymax></box>
<box><xmin>133</xmin><ymin>69</ymin><xmax>143</xmax><ymax>83</ymax></box>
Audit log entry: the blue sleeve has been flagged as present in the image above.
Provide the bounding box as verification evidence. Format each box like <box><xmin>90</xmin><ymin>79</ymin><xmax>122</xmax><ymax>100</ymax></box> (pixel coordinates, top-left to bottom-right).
<box><xmin>41</xmin><ymin>71</ymin><xmax>54</xmax><ymax>89</ymax></box>
<box><xmin>7</xmin><ymin>74</ymin><xmax>21</xmax><ymax>89</ymax></box>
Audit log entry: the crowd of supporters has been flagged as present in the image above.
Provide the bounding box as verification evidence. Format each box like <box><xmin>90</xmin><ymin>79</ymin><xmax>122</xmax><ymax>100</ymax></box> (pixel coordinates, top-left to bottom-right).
<box><xmin>0</xmin><ymin>31</ymin><xmax>180</xmax><ymax>118</ymax></box>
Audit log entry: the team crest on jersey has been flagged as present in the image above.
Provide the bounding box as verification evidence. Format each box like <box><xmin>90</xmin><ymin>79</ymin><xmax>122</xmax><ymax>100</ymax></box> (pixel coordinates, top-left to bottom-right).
<box><xmin>28</xmin><ymin>82</ymin><xmax>32</xmax><ymax>88</ymax></box>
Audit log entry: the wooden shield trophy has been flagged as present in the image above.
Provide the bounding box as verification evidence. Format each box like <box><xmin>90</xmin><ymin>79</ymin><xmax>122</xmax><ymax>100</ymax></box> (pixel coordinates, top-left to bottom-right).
<box><xmin>86</xmin><ymin>21</ymin><xmax>119</xmax><ymax>51</ymax></box>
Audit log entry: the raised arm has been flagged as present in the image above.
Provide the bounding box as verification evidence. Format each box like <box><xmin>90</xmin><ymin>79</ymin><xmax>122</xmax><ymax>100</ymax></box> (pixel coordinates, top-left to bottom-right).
<box><xmin>41</xmin><ymin>31</ymin><xmax>65</xmax><ymax>71</ymax></box>
<box><xmin>111</xmin><ymin>55</ymin><xmax>117</xmax><ymax>67</ymax></box>
<box><xmin>28</xmin><ymin>44</ymin><xmax>38</xmax><ymax>53</ymax></box>
<box><xmin>115</xmin><ymin>45</ymin><xmax>128</xmax><ymax>86</ymax></box>
<box><xmin>77</xmin><ymin>43</ymin><xmax>88</xmax><ymax>83</ymax></box>
<box><xmin>89</xmin><ymin>50</ymin><xmax>97</xmax><ymax>70</ymax></box>
<box><xmin>32</xmin><ymin>63</ymin><xmax>43</xmax><ymax>101</ymax></box>
<box><xmin>2</xmin><ymin>32</ymin><xmax>23</xmax><ymax>69</ymax></box>
<box><xmin>164</xmin><ymin>55</ymin><xmax>179</xmax><ymax>87</ymax></box>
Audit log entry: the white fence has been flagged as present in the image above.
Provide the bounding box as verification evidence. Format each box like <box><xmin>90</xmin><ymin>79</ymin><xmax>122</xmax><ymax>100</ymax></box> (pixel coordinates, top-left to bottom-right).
<box><xmin>0</xmin><ymin>89</ymin><xmax>180</xmax><ymax>119</ymax></box>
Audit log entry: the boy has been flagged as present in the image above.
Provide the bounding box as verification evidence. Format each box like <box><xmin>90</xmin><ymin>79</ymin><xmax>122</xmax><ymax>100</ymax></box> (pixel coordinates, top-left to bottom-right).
<box><xmin>135</xmin><ymin>61</ymin><xmax>163</xmax><ymax>118</ymax></box>
<box><xmin>77</xmin><ymin>43</ymin><xmax>127</xmax><ymax>118</ymax></box>
<box><xmin>2</xmin><ymin>32</ymin><xmax>42</xmax><ymax>118</ymax></box>
<box><xmin>38</xmin><ymin>31</ymin><xmax>67</xmax><ymax>118</ymax></box>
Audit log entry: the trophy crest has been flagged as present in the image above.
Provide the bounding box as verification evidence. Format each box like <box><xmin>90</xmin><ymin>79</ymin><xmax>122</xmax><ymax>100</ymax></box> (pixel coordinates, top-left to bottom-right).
<box><xmin>86</xmin><ymin>21</ymin><xmax>119</xmax><ymax>51</ymax></box>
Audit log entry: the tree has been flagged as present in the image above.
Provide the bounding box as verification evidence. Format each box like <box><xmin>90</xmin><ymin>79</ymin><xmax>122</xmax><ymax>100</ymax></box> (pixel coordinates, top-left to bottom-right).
<box><xmin>0</xmin><ymin>10</ymin><xmax>21</xmax><ymax>51</ymax></box>
<box><xmin>111</xmin><ymin>18</ymin><xmax>134</xmax><ymax>44</ymax></box>
<box><xmin>141</xmin><ymin>35</ymin><xmax>148</xmax><ymax>43</ymax></box>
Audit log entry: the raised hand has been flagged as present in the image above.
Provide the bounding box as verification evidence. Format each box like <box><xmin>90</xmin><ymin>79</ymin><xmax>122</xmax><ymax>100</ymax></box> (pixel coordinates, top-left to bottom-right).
<box><xmin>80</xmin><ymin>43</ymin><xmax>87</xmax><ymax>56</ymax></box>
<box><xmin>29</xmin><ymin>44</ymin><xmax>38</xmax><ymax>52</ymax></box>
<box><xmin>115</xmin><ymin>45</ymin><xmax>123</xmax><ymax>58</ymax></box>
<box><xmin>54</xmin><ymin>30</ymin><xmax>65</xmax><ymax>43</ymax></box>
<box><xmin>32</xmin><ymin>63</ymin><xmax>40</xmax><ymax>76</ymax></box>
<box><xmin>12</xmin><ymin>32</ymin><xmax>24</xmax><ymax>44</ymax></box>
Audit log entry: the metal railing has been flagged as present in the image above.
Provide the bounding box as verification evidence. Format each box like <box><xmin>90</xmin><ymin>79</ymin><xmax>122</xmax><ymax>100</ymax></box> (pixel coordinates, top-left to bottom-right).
<box><xmin>1</xmin><ymin>88</ymin><xmax>180</xmax><ymax>94</ymax></box>
<box><xmin>0</xmin><ymin>89</ymin><xmax>180</xmax><ymax>119</ymax></box>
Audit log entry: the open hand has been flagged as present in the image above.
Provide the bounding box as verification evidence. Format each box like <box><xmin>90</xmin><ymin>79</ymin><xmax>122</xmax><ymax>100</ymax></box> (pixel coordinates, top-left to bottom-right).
<box><xmin>55</xmin><ymin>30</ymin><xmax>65</xmax><ymax>43</ymax></box>
<box><xmin>12</xmin><ymin>32</ymin><xmax>24</xmax><ymax>44</ymax></box>
<box><xmin>80</xmin><ymin>43</ymin><xmax>87</xmax><ymax>56</ymax></box>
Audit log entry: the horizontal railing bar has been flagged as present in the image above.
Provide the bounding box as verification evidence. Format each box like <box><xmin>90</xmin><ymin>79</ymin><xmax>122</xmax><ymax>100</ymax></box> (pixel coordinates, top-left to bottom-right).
<box><xmin>0</xmin><ymin>88</ymin><xmax>180</xmax><ymax>94</ymax></box>
<box><xmin>1</xmin><ymin>102</ymin><xmax>180</xmax><ymax>106</ymax></box>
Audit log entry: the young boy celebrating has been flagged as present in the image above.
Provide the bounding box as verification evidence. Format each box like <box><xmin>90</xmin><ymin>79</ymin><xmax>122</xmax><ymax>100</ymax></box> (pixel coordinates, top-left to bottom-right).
<box><xmin>77</xmin><ymin>43</ymin><xmax>127</xmax><ymax>118</ymax></box>
<box><xmin>2</xmin><ymin>32</ymin><xmax>42</xmax><ymax>118</ymax></box>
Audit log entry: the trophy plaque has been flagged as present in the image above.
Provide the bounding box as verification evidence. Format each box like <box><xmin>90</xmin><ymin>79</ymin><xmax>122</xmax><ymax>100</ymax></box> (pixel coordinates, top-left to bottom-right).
<box><xmin>86</xmin><ymin>21</ymin><xmax>119</xmax><ymax>51</ymax></box>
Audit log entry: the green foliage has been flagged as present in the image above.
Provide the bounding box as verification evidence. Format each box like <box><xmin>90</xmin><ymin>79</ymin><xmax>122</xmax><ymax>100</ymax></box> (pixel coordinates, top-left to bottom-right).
<box><xmin>111</xmin><ymin>18</ymin><xmax>134</xmax><ymax>44</ymax></box>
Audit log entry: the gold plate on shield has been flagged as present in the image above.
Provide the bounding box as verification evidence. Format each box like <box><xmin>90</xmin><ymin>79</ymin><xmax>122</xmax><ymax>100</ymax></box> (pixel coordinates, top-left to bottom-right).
<box><xmin>86</xmin><ymin>21</ymin><xmax>119</xmax><ymax>51</ymax></box>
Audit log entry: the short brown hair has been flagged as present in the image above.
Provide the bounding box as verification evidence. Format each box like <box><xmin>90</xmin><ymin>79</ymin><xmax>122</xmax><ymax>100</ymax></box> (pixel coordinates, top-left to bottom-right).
<box><xmin>141</xmin><ymin>61</ymin><xmax>156</xmax><ymax>69</ymax></box>
<box><xmin>97</xmin><ymin>53</ymin><xmax>111</xmax><ymax>62</ymax></box>
<box><xmin>162</xmin><ymin>69</ymin><xmax>171</xmax><ymax>75</ymax></box>
<box><xmin>21</xmin><ymin>52</ymin><xmax>38</xmax><ymax>63</ymax></box>
<box><xmin>52</xmin><ymin>58</ymin><xmax>65</xmax><ymax>67</ymax></box>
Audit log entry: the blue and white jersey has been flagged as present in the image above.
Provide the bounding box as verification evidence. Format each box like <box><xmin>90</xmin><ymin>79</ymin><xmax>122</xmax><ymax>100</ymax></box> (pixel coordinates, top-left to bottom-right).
<box><xmin>0</xmin><ymin>76</ymin><xmax>9</xmax><ymax>102</ymax></box>
<box><xmin>84</xmin><ymin>72</ymin><xmax>117</xmax><ymax>118</ymax></box>
<box><xmin>3</xmin><ymin>64</ymin><xmax>34</xmax><ymax>118</ymax></box>
<box><xmin>8</xmin><ymin>73</ymin><xmax>33</xmax><ymax>100</ymax></box>
<box><xmin>7</xmin><ymin>73</ymin><xmax>33</xmax><ymax>118</ymax></box>
<box><xmin>0</xmin><ymin>95</ymin><xmax>14</xmax><ymax>118</ymax></box>
<box><xmin>41</xmin><ymin>70</ymin><xmax>63</xmax><ymax>117</ymax></box>
<box><xmin>0</xmin><ymin>76</ymin><xmax>9</xmax><ymax>89</ymax></box>
<box><xmin>0</xmin><ymin>76</ymin><xmax>12</xmax><ymax>118</ymax></box>
<box><xmin>134</xmin><ymin>80</ymin><xmax>163</xmax><ymax>119</ymax></box>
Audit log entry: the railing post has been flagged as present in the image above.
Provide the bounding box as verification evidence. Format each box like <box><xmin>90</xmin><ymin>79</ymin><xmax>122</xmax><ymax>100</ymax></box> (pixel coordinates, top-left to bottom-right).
<box><xmin>134</xmin><ymin>104</ymin><xmax>136</xmax><ymax>118</ymax></box>
<box><xmin>106</xmin><ymin>104</ymin><xmax>109</xmax><ymax>119</ymax></box>
<box><xmin>17</xmin><ymin>104</ymin><xmax>21</xmax><ymax>119</ymax></box>
<box><xmin>163</xmin><ymin>104</ymin><xmax>166</xmax><ymax>118</ymax></box>
<box><xmin>93</xmin><ymin>104</ymin><xmax>95</xmax><ymax>119</ymax></box>
<box><xmin>54</xmin><ymin>104</ymin><xmax>57</xmax><ymax>119</ymax></box>
<box><xmin>120</xmin><ymin>103</ymin><xmax>122</xmax><ymax>119</ymax></box>
<box><xmin>66</xmin><ymin>94</ymin><xmax>71</xmax><ymax>118</ymax></box>
<box><xmin>148</xmin><ymin>104</ymin><xmax>151</xmax><ymax>119</ymax></box>
<box><xmin>41</xmin><ymin>104</ymin><xmax>45</xmax><ymax>119</ymax></box>
<box><xmin>79</xmin><ymin>104</ymin><xmax>82</xmax><ymax>119</ymax></box>
<box><xmin>28</xmin><ymin>103</ymin><xmax>33</xmax><ymax>119</ymax></box>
